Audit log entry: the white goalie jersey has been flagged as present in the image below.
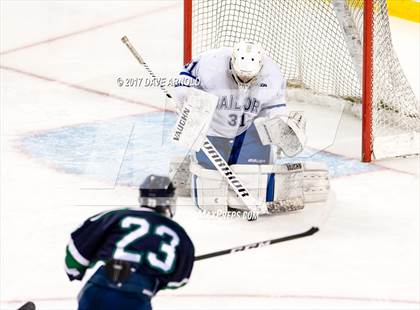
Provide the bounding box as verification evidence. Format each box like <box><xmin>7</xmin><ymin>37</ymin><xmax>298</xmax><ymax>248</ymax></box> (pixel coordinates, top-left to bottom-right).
<box><xmin>169</xmin><ymin>46</ymin><xmax>327</xmax><ymax>214</ymax></box>
<box><xmin>173</xmin><ymin>47</ymin><xmax>287</xmax><ymax>139</ymax></box>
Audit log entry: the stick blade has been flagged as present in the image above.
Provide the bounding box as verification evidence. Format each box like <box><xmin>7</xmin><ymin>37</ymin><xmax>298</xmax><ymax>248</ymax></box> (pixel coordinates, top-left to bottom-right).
<box><xmin>17</xmin><ymin>302</ymin><xmax>36</xmax><ymax>310</ymax></box>
<box><xmin>306</xmin><ymin>226</ymin><xmax>320</xmax><ymax>235</ymax></box>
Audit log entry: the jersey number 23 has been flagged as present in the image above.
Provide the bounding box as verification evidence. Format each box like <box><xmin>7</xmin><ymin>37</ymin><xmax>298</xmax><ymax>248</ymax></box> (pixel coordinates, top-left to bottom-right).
<box><xmin>113</xmin><ymin>216</ymin><xmax>179</xmax><ymax>273</ymax></box>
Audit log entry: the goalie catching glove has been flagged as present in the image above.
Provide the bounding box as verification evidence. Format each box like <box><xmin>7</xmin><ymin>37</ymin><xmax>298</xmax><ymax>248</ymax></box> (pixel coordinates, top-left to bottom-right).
<box><xmin>254</xmin><ymin>112</ymin><xmax>306</xmax><ymax>157</ymax></box>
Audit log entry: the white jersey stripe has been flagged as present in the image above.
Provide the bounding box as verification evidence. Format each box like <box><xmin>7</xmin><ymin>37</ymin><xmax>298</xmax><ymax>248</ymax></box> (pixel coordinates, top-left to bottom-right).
<box><xmin>68</xmin><ymin>238</ymin><xmax>90</xmax><ymax>266</ymax></box>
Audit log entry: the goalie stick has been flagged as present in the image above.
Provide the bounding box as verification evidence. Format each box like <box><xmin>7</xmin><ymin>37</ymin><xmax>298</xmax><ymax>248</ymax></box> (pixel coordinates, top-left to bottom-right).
<box><xmin>195</xmin><ymin>226</ymin><xmax>319</xmax><ymax>261</ymax></box>
<box><xmin>121</xmin><ymin>36</ymin><xmax>303</xmax><ymax>215</ymax></box>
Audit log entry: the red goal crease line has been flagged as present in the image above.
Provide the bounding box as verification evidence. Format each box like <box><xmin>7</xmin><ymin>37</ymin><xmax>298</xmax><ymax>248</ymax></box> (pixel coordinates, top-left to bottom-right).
<box><xmin>4</xmin><ymin>60</ymin><xmax>415</xmax><ymax>178</ymax></box>
<box><xmin>0</xmin><ymin>65</ymin><xmax>171</xmax><ymax>113</ymax></box>
<box><xmin>0</xmin><ymin>3</ymin><xmax>179</xmax><ymax>56</ymax></box>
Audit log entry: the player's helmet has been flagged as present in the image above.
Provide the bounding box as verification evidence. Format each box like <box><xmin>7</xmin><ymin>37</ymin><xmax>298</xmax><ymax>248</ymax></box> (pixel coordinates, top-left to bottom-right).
<box><xmin>231</xmin><ymin>41</ymin><xmax>264</xmax><ymax>85</ymax></box>
<box><xmin>139</xmin><ymin>175</ymin><xmax>176</xmax><ymax>218</ymax></box>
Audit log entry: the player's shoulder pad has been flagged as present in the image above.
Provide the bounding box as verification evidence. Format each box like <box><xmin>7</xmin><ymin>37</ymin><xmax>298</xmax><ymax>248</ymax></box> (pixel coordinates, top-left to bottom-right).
<box><xmin>196</xmin><ymin>47</ymin><xmax>232</xmax><ymax>84</ymax></box>
<box><xmin>259</xmin><ymin>55</ymin><xmax>284</xmax><ymax>87</ymax></box>
<box><xmin>87</xmin><ymin>208</ymin><xmax>129</xmax><ymax>223</ymax></box>
<box><xmin>126</xmin><ymin>209</ymin><xmax>194</xmax><ymax>246</ymax></box>
<box><xmin>199</xmin><ymin>46</ymin><xmax>232</xmax><ymax>61</ymax></box>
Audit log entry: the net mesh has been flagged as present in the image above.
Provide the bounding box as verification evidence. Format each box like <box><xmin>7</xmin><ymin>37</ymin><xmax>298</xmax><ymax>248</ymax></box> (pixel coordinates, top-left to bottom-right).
<box><xmin>190</xmin><ymin>0</ymin><xmax>419</xmax><ymax>158</ymax></box>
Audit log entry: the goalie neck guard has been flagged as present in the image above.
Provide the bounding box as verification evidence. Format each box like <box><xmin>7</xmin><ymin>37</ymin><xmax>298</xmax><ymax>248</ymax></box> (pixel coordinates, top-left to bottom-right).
<box><xmin>138</xmin><ymin>175</ymin><xmax>176</xmax><ymax>218</ymax></box>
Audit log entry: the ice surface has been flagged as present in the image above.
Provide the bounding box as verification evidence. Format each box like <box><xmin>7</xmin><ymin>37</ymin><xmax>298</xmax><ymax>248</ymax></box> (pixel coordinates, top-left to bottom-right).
<box><xmin>1</xmin><ymin>1</ymin><xmax>419</xmax><ymax>309</ymax></box>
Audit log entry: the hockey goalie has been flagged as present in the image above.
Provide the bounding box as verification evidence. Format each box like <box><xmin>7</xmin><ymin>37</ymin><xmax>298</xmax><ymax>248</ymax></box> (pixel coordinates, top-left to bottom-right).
<box><xmin>170</xmin><ymin>41</ymin><xmax>330</xmax><ymax>215</ymax></box>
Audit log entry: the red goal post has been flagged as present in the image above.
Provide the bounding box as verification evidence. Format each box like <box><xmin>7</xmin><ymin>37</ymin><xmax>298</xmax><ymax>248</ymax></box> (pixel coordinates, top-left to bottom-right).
<box><xmin>362</xmin><ymin>0</ymin><xmax>373</xmax><ymax>162</ymax></box>
<box><xmin>183</xmin><ymin>0</ymin><xmax>419</xmax><ymax>162</ymax></box>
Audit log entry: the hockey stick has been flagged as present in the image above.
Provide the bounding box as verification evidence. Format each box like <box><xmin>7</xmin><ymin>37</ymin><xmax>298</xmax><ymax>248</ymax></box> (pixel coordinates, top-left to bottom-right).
<box><xmin>17</xmin><ymin>301</ymin><xmax>36</xmax><ymax>310</ymax></box>
<box><xmin>16</xmin><ymin>229</ymin><xmax>317</xmax><ymax>310</ymax></box>
<box><xmin>195</xmin><ymin>226</ymin><xmax>319</xmax><ymax>261</ymax></box>
<box><xmin>121</xmin><ymin>36</ymin><xmax>300</xmax><ymax>215</ymax></box>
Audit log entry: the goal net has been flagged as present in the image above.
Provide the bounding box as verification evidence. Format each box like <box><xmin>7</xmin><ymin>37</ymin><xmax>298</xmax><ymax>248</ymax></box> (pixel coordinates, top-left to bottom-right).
<box><xmin>184</xmin><ymin>0</ymin><xmax>419</xmax><ymax>161</ymax></box>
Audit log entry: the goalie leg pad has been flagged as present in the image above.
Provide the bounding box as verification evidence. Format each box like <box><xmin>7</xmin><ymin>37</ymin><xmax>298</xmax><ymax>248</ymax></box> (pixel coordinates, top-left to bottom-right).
<box><xmin>189</xmin><ymin>161</ymin><xmax>330</xmax><ymax>214</ymax></box>
<box><xmin>190</xmin><ymin>162</ymin><xmax>264</xmax><ymax>212</ymax></box>
<box><xmin>226</xmin><ymin>164</ymin><xmax>278</xmax><ymax>210</ymax></box>
<box><xmin>226</xmin><ymin>162</ymin><xmax>330</xmax><ymax>209</ymax></box>
<box><xmin>190</xmin><ymin>162</ymin><xmax>229</xmax><ymax>212</ymax></box>
<box><xmin>276</xmin><ymin>162</ymin><xmax>330</xmax><ymax>204</ymax></box>
<box><xmin>300</xmin><ymin>162</ymin><xmax>330</xmax><ymax>204</ymax></box>
<box><xmin>169</xmin><ymin>156</ymin><xmax>192</xmax><ymax>197</ymax></box>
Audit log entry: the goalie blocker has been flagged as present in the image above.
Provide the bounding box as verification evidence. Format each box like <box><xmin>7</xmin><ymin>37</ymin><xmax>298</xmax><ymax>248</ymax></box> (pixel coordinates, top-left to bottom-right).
<box><xmin>190</xmin><ymin>160</ymin><xmax>330</xmax><ymax>214</ymax></box>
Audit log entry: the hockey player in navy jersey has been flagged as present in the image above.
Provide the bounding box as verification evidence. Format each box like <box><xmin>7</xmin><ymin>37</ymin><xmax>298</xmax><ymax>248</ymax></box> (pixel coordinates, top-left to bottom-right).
<box><xmin>64</xmin><ymin>175</ymin><xmax>195</xmax><ymax>310</ymax></box>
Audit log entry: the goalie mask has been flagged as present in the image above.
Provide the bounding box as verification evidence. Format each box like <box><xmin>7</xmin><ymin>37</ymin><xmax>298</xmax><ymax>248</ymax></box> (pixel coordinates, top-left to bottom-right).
<box><xmin>139</xmin><ymin>175</ymin><xmax>176</xmax><ymax>218</ymax></box>
<box><xmin>231</xmin><ymin>41</ymin><xmax>264</xmax><ymax>86</ymax></box>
